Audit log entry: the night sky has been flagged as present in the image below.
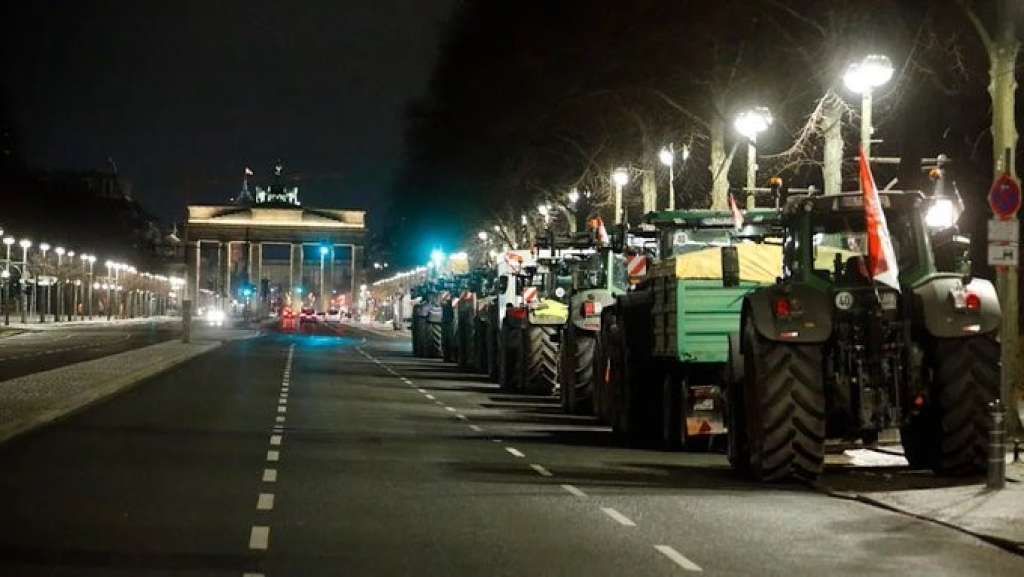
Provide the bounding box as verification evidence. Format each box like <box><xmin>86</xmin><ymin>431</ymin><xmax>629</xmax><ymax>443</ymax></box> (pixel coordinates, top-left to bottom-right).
<box><xmin>2</xmin><ymin>0</ymin><xmax>455</xmax><ymax>223</ymax></box>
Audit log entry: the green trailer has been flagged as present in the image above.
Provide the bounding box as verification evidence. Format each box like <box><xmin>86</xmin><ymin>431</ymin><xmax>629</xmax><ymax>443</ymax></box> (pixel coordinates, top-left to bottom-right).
<box><xmin>597</xmin><ymin>209</ymin><xmax>782</xmax><ymax>448</ymax></box>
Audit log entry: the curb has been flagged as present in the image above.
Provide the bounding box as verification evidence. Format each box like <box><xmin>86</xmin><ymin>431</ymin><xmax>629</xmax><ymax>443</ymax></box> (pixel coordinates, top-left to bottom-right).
<box><xmin>0</xmin><ymin>340</ymin><xmax>221</xmax><ymax>447</ymax></box>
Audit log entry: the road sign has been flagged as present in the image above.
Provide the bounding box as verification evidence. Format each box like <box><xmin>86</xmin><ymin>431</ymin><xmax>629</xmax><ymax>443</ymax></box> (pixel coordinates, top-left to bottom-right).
<box><xmin>988</xmin><ymin>219</ymin><xmax>1020</xmax><ymax>242</ymax></box>
<box><xmin>988</xmin><ymin>243</ymin><xmax>1019</xmax><ymax>266</ymax></box>
<box><xmin>988</xmin><ymin>173</ymin><xmax>1021</xmax><ymax>219</ymax></box>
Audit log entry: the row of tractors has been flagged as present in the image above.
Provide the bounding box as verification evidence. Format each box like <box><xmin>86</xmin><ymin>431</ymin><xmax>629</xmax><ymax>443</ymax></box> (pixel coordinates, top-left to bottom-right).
<box><xmin>409</xmin><ymin>184</ymin><xmax>1000</xmax><ymax>482</ymax></box>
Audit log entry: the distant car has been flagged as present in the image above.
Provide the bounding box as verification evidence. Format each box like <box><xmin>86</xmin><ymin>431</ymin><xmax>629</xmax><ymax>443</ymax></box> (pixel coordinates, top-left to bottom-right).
<box><xmin>205</xmin><ymin>308</ymin><xmax>225</xmax><ymax>327</ymax></box>
<box><xmin>299</xmin><ymin>306</ymin><xmax>317</xmax><ymax>323</ymax></box>
<box><xmin>325</xmin><ymin>308</ymin><xmax>342</xmax><ymax>324</ymax></box>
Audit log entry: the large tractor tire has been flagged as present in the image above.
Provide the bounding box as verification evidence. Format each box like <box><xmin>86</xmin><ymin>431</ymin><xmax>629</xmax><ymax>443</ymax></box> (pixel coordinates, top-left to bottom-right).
<box><xmin>903</xmin><ymin>335</ymin><xmax>999</xmax><ymax>475</ymax></box>
<box><xmin>427</xmin><ymin>322</ymin><xmax>444</xmax><ymax>359</ymax></box>
<box><xmin>457</xmin><ymin>306</ymin><xmax>476</xmax><ymax>370</ymax></box>
<box><xmin>522</xmin><ymin>324</ymin><xmax>560</xmax><ymax>395</ymax></box>
<box><xmin>742</xmin><ymin>320</ymin><xmax>826</xmax><ymax>481</ymax></box>
<box><xmin>499</xmin><ymin>324</ymin><xmax>521</xmax><ymax>391</ymax></box>
<box><xmin>593</xmin><ymin>310</ymin><xmax>619</xmax><ymax>424</ymax></box>
<box><xmin>613</xmin><ymin>297</ymin><xmax>657</xmax><ymax>444</ymax></box>
<box><xmin>561</xmin><ymin>326</ymin><xmax>596</xmax><ymax>414</ymax></box>
<box><xmin>412</xmin><ymin>314</ymin><xmax>426</xmax><ymax>357</ymax></box>
<box><xmin>474</xmin><ymin>316</ymin><xmax>489</xmax><ymax>374</ymax></box>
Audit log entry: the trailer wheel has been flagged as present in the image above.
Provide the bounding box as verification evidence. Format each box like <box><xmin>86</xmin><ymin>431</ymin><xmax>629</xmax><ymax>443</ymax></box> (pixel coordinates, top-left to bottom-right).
<box><xmin>726</xmin><ymin>332</ymin><xmax>751</xmax><ymax>474</ymax></box>
<box><xmin>743</xmin><ymin>320</ymin><xmax>826</xmax><ymax>481</ymax></box>
<box><xmin>499</xmin><ymin>323</ymin><xmax>521</xmax><ymax>391</ymax></box>
<box><xmin>929</xmin><ymin>335</ymin><xmax>1000</xmax><ymax>475</ymax></box>
<box><xmin>428</xmin><ymin>322</ymin><xmax>444</xmax><ymax>359</ymax></box>
<box><xmin>523</xmin><ymin>325</ymin><xmax>559</xmax><ymax>395</ymax></box>
<box><xmin>661</xmin><ymin>371</ymin><xmax>687</xmax><ymax>451</ymax></box>
<box><xmin>561</xmin><ymin>326</ymin><xmax>596</xmax><ymax>414</ymax></box>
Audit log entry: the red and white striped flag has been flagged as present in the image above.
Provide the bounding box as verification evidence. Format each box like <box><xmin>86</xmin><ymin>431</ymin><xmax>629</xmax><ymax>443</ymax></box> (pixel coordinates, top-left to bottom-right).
<box><xmin>859</xmin><ymin>147</ymin><xmax>900</xmax><ymax>291</ymax></box>
<box><xmin>728</xmin><ymin>192</ymin><xmax>744</xmax><ymax>231</ymax></box>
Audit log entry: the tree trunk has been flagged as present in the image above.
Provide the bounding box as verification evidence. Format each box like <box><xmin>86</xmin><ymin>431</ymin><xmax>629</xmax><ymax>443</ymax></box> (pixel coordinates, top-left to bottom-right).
<box><xmin>822</xmin><ymin>95</ymin><xmax>844</xmax><ymax>195</ymax></box>
<box><xmin>709</xmin><ymin>115</ymin><xmax>731</xmax><ymax>210</ymax></box>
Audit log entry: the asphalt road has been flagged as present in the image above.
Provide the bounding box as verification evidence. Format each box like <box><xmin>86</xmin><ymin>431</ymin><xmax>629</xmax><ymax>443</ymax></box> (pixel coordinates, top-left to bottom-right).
<box><xmin>0</xmin><ymin>322</ymin><xmax>1021</xmax><ymax>576</ymax></box>
<box><xmin>0</xmin><ymin>321</ymin><xmax>180</xmax><ymax>381</ymax></box>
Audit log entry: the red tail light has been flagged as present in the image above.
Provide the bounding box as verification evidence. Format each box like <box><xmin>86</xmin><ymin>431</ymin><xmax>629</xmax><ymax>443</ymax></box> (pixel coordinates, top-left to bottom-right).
<box><xmin>773</xmin><ymin>297</ymin><xmax>792</xmax><ymax>319</ymax></box>
<box><xmin>509</xmin><ymin>307</ymin><xmax>528</xmax><ymax>321</ymax></box>
<box><xmin>965</xmin><ymin>292</ymin><xmax>981</xmax><ymax>311</ymax></box>
<box><xmin>581</xmin><ymin>301</ymin><xmax>602</xmax><ymax>317</ymax></box>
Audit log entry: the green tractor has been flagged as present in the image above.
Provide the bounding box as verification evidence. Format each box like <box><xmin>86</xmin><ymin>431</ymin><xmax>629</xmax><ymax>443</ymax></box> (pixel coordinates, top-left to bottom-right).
<box><xmin>729</xmin><ymin>189</ymin><xmax>1000</xmax><ymax>481</ymax></box>
<box><xmin>596</xmin><ymin>209</ymin><xmax>783</xmax><ymax>448</ymax></box>
<box><xmin>455</xmin><ymin>270</ymin><xmax>494</xmax><ymax>373</ymax></box>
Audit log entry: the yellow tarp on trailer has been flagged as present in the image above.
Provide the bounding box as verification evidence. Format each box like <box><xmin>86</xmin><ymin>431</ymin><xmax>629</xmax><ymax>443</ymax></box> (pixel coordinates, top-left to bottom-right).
<box><xmin>671</xmin><ymin>244</ymin><xmax>855</xmax><ymax>283</ymax></box>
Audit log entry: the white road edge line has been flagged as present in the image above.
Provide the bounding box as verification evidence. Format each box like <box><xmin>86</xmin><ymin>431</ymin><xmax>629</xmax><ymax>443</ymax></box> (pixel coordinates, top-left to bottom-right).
<box><xmin>654</xmin><ymin>545</ymin><xmax>703</xmax><ymax>572</ymax></box>
<box><xmin>561</xmin><ymin>484</ymin><xmax>587</xmax><ymax>498</ymax></box>
<box><xmin>248</xmin><ymin>526</ymin><xmax>270</xmax><ymax>550</ymax></box>
<box><xmin>530</xmin><ymin>464</ymin><xmax>553</xmax><ymax>477</ymax></box>
<box><xmin>601</xmin><ymin>507</ymin><xmax>636</xmax><ymax>527</ymax></box>
<box><xmin>505</xmin><ymin>447</ymin><xmax>525</xmax><ymax>458</ymax></box>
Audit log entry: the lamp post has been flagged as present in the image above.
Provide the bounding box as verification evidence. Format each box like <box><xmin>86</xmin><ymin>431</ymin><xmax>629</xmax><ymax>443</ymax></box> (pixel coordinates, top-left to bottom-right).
<box><xmin>734</xmin><ymin>107</ymin><xmax>774</xmax><ymax>208</ymax></box>
<box><xmin>83</xmin><ymin>254</ymin><xmax>95</xmax><ymax>319</ymax></box>
<box><xmin>3</xmin><ymin>237</ymin><xmax>13</xmax><ymax>324</ymax></box>
<box><xmin>65</xmin><ymin>250</ymin><xmax>74</xmax><ymax>321</ymax></box>
<box><xmin>105</xmin><ymin>261</ymin><xmax>114</xmax><ymax>321</ymax></box>
<box><xmin>612</xmin><ymin>167</ymin><xmax>629</xmax><ymax>225</ymax></box>
<box><xmin>319</xmin><ymin>245</ymin><xmax>329</xmax><ymax>311</ymax></box>
<box><xmin>18</xmin><ymin>239</ymin><xmax>31</xmax><ymax>323</ymax></box>
<box><xmin>843</xmin><ymin>54</ymin><xmax>894</xmax><ymax>160</ymax></box>
<box><xmin>54</xmin><ymin>247</ymin><xmax>65</xmax><ymax>322</ymax></box>
<box><xmin>38</xmin><ymin>242</ymin><xmax>50</xmax><ymax>322</ymax></box>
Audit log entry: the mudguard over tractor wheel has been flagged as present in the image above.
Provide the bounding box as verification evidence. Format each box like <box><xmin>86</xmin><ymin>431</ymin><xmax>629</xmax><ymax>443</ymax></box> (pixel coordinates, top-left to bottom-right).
<box><xmin>742</xmin><ymin>320</ymin><xmax>826</xmax><ymax>481</ymax></box>
<box><xmin>522</xmin><ymin>325</ymin><xmax>560</xmax><ymax>395</ymax></box>
<box><xmin>427</xmin><ymin>322</ymin><xmax>444</xmax><ymax>359</ymax></box>
<box><xmin>561</xmin><ymin>327</ymin><xmax>596</xmax><ymax>415</ymax></box>
<box><xmin>904</xmin><ymin>335</ymin><xmax>1000</xmax><ymax>475</ymax></box>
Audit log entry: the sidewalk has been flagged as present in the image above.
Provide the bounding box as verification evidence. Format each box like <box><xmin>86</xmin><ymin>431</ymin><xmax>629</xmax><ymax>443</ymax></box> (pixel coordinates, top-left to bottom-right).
<box><xmin>825</xmin><ymin>456</ymin><xmax>1024</xmax><ymax>553</ymax></box>
<box><xmin>0</xmin><ymin>326</ymin><xmax>257</xmax><ymax>446</ymax></box>
<box><xmin>1</xmin><ymin>315</ymin><xmax>180</xmax><ymax>332</ymax></box>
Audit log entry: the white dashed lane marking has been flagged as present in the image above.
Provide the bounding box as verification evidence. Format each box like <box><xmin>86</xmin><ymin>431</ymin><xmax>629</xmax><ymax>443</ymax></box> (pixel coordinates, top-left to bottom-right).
<box><xmin>456</xmin><ymin>414</ymin><xmax>468</xmax><ymax>421</ymax></box>
<box><xmin>262</xmin><ymin>469</ymin><xmax>277</xmax><ymax>482</ymax></box>
<box><xmin>505</xmin><ymin>447</ymin><xmax>525</xmax><ymax>458</ymax></box>
<box><xmin>561</xmin><ymin>484</ymin><xmax>587</xmax><ymax>498</ymax></box>
<box><xmin>530</xmin><ymin>464</ymin><xmax>553</xmax><ymax>477</ymax></box>
<box><xmin>468</xmin><ymin>424</ymin><xmax>483</xmax><ymax>432</ymax></box>
<box><xmin>275</xmin><ymin>416</ymin><xmax>286</xmax><ymax>423</ymax></box>
<box><xmin>601</xmin><ymin>507</ymin><xmax>636</xmax><ymax>527</ymax></box>
<box><xmin>444</xmin><ymin>406</ymin><xmax>456</xmax><ymax>413</ymax></box>
<box><xmin>257</xmin><ymin>493</ymin><xmax>275</xmax><ymax>511</ymax></box>
<box><xmin>266</xmin><ymin>450</ymin><xmax>280</xmax><ymax>462</ymax></box>
<box><xmin>654</xmin><ymin>545</ymin><xmax>703</xmax><ymax>572</ymax></box>
<box><xmin>425</xmin><ymin>394</ymin><xmax>436</xmax><ymax>400</ymax></box>
<box><xmin>277</xmin><ymin>406</ymin><xmax>287</xmax><ymax>413</ymax></box>
<box><xmin>248</xmin><ymin>526</ymin><xmax>270</xmax><ymax>550</ymax></box>
<box><xmin>417</xmin><ymin>388</ymin><xmax>427</xmax><ymax>393</ymax></box>
<box><xmin>269</xmin><ymin>435</ymin><xmax>282</xmax><ymax>446</ymax></box>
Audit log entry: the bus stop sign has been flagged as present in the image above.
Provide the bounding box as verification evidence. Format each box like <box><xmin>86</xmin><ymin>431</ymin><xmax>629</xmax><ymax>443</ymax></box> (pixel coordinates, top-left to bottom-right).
<box><xmin>989</xmin><ymin>173</ymin><xmax>1021</xmax><ymax>219</ymax></box>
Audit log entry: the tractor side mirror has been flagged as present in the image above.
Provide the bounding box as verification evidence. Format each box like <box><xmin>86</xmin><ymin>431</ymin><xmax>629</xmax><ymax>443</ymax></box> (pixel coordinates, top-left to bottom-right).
<box><xmin>721</xmin><ymin>246</ymin><xmax>740</xmax><ymax>287</ymax></box>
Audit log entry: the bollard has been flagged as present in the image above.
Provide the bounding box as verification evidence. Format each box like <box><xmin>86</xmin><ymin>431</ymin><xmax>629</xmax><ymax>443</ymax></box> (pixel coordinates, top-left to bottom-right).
<box><xmin>987</xmin><ymin>399</ymin><xmax>1006</xmax><ymax>490</ymax></box>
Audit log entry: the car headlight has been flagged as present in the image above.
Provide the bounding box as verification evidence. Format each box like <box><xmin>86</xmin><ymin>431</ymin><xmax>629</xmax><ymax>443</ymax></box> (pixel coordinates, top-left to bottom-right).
<box><xmin>206</xmin><ymin>310</ymin><xmax>225</xmax><ymax>322</ymax></box>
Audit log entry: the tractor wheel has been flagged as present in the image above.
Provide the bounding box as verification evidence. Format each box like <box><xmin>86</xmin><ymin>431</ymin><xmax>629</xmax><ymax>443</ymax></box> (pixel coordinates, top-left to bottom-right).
<box><xmin>930</xmin><ymin>335</ymin><xmax>1000</xmax><ymax>475</ymax></box>
<box><xmin>411</xmin><ymin>313</ymin><xmax>423</xmax><ymax>357</ymax></box>
<box><xmin>561</xmin><ymin>327</ymin><xmax>596</xmax><ymax>415</ymax></box>
<box><xmin>487</xmin><ymin>318</ymin><xmax>500</xmax><ymax>382</ymax></box>
<box><xmin>594</xmin><ymin>311</ymin><xmax>618</xmax><ymax>424</ymax></box>
<box><xmin>661</xmin><ymin>370</ymin><xmax>687</xmax><ymax>451</ymax></box>
<box><xmin>743</xmin><ymin>319</ymin><xmax>826</xmax><ymax>481</ymax></box>
<box><xmin>428</xmin><ymin>322</ymin><xmax>444</xmax><ymax>359</ymax></box>
<box><xmin>475</xmin><ymin>317</ymin><xmax>489</xmax><ymax>374</ymax></box>
<box><xmin>522</xmin><ymin>325</ymin><xmax>560</xmax><ymax>395</ymax></box>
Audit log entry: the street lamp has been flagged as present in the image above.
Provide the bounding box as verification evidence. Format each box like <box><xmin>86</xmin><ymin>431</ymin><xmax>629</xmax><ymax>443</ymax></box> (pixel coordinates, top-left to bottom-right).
<box><xmin>319</xmin><ymin>245</ymin><xmax>330</xmax><ymax>310</ymax></box>
<box><xmin>567</xmin><ymin>189</ymin><xmax>580</xmax><ymax>205</ymax></box>
<box><xmin>612</xmin><ymin>167</ymin><xmax>629</xmax><ymax>225</ymax></box>
<box><xmin>537</xmin><ymin>203</ymin><xmax>551</xmax><ymax>225</ymax></box>
<box><xmin>659</xmin><ymin>144</ymin><xmax>676</xmax><ymax>211</ymax></box>
<box><xmin>55</xmin><ymin>247</ymin><xmax>65</xmax><ymax>321</ymax></box>
<box><xmin>843</xmin><ymin>54</ymin><xmax>894</xmax><ymax>160</ymax></box>
<box><xmin>477</xmin><ymin>231</ymin><xmax>489</xmax><ymax>242</ymax></box>
<box><xmin>734</xmin><ymin>107</ymin><xmax>774</xmax><ymax>208</ymax></box>
<box><xmin>17</xmin><ymin>240</ymin><xmax>30</xmax><ymax>323</ymax></box>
